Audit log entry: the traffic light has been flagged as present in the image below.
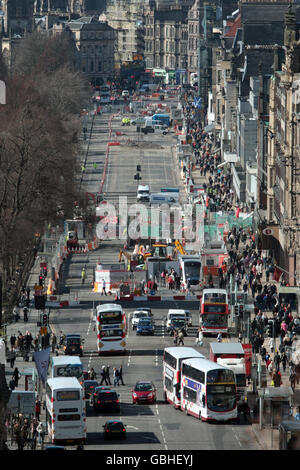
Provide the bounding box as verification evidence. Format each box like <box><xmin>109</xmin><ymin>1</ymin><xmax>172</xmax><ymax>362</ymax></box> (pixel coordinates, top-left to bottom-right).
<box><xmin>238</xmin><ymin>304</ymin><xmax>244</xmax><ymax>318</ymax></box>
<box><xmin>136</xmin><ymin>165</ymin><xmax>141</xmax><ymax>172</ymax></box>
<box><xmin>267</xmin><ymin>319</ymin><xmax>274</xmax><ymax>338</ymax></box>
<box><xmin>234</xmin><ymin>305</ymin><xmax>239</xmax><ymax>316</ymax></box>
<box><xmin>42</xmin><ymin>313</ymin><xmax>48</xmax><ymax>326</ymax></box>
<box><xmin>38</xmin><ymin>275</ymin><xmax>44</xmax><ymax>286</ymax></box>
<box><xmin>134</xmin><ymin>173</ymin><xmax>141</xmax><ymax>181</ymax></box>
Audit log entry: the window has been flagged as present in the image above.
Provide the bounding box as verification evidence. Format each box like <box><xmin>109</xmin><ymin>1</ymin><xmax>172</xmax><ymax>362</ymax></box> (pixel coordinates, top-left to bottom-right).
<box><xmin>57</xmin><ymin>414</ymin><xmax>80</xmax><ymax>421</ymax></box>
<box><xmin>183</xmin><ymin>386</ymin><xmax>197</xmax><ymax>403</ymax></box>
<box><xmin>164</xmin><ymin>351</ymin><xmax>177</xmax><ymax>369</ymax></box>
<box><xmin>164</xmin><ymin>376</ymin><xmax>173</xmax><ymax>392</ymax></box>
<box><xmin>90</xmin><ymin>61</ymin><xmax>94</xmax><ymax>72</ymax></box>
<box><xmin>182</xmin><ymin>364</ymin><xmax>205</xmax><ymax>384</ymax></box>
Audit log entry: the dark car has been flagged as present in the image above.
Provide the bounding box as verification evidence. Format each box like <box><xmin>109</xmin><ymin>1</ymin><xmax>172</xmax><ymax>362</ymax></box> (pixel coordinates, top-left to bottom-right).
<box><xmin>64</xmin><ymin>334</ymin><xmax>84</xmax><ymax>357</ymax></box>
<box><xmin>103</xmin><ymin>420</ymin><xmax>127</xmax><ymax>440</ymax></box>
<box><xmin>169</xmin><ymin>319</ymin><xmax>187</xmax><ymax>336</ymax></box>
<box><xmin>83</xmin><ymin>380</ymin><xmax>99</xmax><ymax>399</ymax></box>
<box><xmin>136</xmin><ymin>319</ymin><xmax>154</xmax><ymax>336</ymax></box>
<box><xmin>90</xmin><ymin>386</ymin><xmax>111</xmax><ymax>405</ymax></box>
<box><xmin>93</xmin><ymin>390</ymin><xmax>120</xmax><ymax>413</ymax></box>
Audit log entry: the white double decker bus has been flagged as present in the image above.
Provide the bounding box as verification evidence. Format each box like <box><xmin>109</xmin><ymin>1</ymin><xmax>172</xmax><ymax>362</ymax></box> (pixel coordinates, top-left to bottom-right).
<box><xmin>46</xmin><ymin>377</ymin><xmax>87</xmax><ymax>445</ymax></box>
<box><xmin>180</xmin><ymin>357</ymin><xmax>237</xmax><ymax>422</ymax></box>
<box><xmin>51</xmin><ymin>356</ymin><xmax>84</xmax><ymax>386</ymax></box>
<box><xmin>163</xmin><ymin>347</ymin><xmax>205</xmax><ymax>408</ymax></box>
<box><xmin>96</xmin><ymin>303</ymin><xmax>127</xmax><ymax>355</ymax></box>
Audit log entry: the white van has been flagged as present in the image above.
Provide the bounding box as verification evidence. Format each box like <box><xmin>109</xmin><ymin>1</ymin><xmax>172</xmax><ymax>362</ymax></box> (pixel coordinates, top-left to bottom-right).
<box><xmin>137</xmin><ymin>185</ymin><xmax>150</xmax><ymax>202</ymax></box>
<box><xmin>166</xmin><ymin>309</ymin><xmax>186</xmax><ymax>331</ymax></box>
<box><xmin>150</xmin><ymin>193</ymin><xmax>179</xmax><ymax>205</ymax></box>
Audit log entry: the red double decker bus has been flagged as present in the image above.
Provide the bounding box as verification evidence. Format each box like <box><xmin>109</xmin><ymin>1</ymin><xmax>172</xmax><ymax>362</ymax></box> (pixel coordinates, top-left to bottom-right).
<box><xmin>199</xmin><ymin>288</ymin><xmax>229</xmax><ymax>336</ymax></box>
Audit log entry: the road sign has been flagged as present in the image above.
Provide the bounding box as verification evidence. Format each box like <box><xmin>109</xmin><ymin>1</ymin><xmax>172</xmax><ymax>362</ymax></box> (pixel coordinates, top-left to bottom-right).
<box><xmin>262</xmin><ymin>228</ymin><xmax>274</xmax><ymax>236</ymax></box>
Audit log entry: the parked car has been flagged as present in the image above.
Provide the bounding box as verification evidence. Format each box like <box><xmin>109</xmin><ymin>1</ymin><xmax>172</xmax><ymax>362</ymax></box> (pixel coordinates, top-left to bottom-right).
<box><xmin>136</xmin><ymin>319</ymin><xmax>154</xmax><ymax>336</ymax></box>
<box><xmin>83</xmin><ymin>380</ymin><xmax>99</xmax><ymax>399</ymax></box>
<box><xmin>103</xmin><ymin>420</ymin><xmax>127</xmax><ymax>440</ymax></box>
<box><xmin>122</xmin><ymin>90</ymin><xmax>130</xmax><ymax>98</ymax></box>
<box><xmin>132</xmin><ymin>381</ymin><xmax>157</xmax><ymax>404</ymax></box>
<box><xmin>93</xmin><ymin>390</ymin><xmax>120</xmax><ymax>413</ymax></box>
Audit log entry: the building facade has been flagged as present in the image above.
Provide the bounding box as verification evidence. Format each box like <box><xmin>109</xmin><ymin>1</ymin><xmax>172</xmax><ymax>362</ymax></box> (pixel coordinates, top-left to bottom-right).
<box><xmin>65</xmin><ymin>16</ymin><xmax>116</xmax><ymax>86</ymax></box>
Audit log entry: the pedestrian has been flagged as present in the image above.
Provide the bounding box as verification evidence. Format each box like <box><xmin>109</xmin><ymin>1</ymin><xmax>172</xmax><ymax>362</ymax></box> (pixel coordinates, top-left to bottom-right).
<box><xmin>196</xmin><ymin>328</ymin><xmax>203</xmax><ymax>347</ymax></box>
<box><xmin>272</xmin><ymin>370</ymin><xmax>282</xmax><ymax>387</ymax></box>
<box><xmin>295</xmin><ymin>406</ymin><xmax>300</xmax><ymax>421</ymax></box>
<box><xmin>88</xmin><ymin>367</ymin><xmax>97</xmax><ymax>380</ymax></box>
<box><xmin>10</xmin><ymin>350</ymin><xmax>16</xmax><ymax>369</ymax></box>
<box><xmin>81</xmin><ymin>267</ymin><xmax>86</xmax><ymax>285</ymax></box>
<box><xmin>10</xmin><ymin>334</ymin><xmax>16</xmax><ymax>351</ymax></box>
<box><xmin>100</xmin><ymin>365</ymin><xmax>108</xmax><ymax>385</ymax></box>
<box><xmin>118</xmin><ymin>365</ymin><xmax>125</xmax><ymax>385</ymax></box>
<box><xmin>217</xmin><ymin>332</ymin><xmax>222</xmax><ymax>343</ymax></box>
<box><xmin>274</xmin><ymin>351</ymin><xmax>281</xmax><ymax>372</ymax></box>
<box><xmin>51</xmin><ymin>333</ymin><xmax>57</xmax><ymax>354</ymax></box>
<box><xmin>178</xmin><ymin>330</ymin><xmax>184</xmax><ymax>346</ymax></box>
<box><xmin>269</xmin><ymin>337</ymin><xmax>275</xmax><ymax>354</ymax></box>
<box><xmin>12</xmin><ymin>367</ymin><xmax>20</xmax><ymax>387</ymax></box>
<box><xmin>9</xmin><ymin>377</ymin><xmax>16</xmax><ymax>390</ymax></box>
<box><xmin>113</xmin><ymin>367</ymin><xmax>120</xmax><ymax>387</ymax></box>
<box><xmin>35</xmin><ymin>399</ymin><xmax>41</xmax><ymax>420</ymax></box>
<box><xmin>105</xmin><ymin>365</ymin><xmax>111</xmax><ymax>385</ymax></box>
<box><xmin>281</xmin><ymin>351</ymin><xmax>288</xmax><ymax>372</ymax></box>
<box><xmin>173</xmin><ymin>329</ymin><xmax>178</xmax><ymax>345</ymax></box>
<box><xmin>36</xmin><ymin>421</ymin><xmax>45</xmax><ymax>449</ymax></box>
<box><xmin>101</xmin><ymin>279</ymin><xmax>107</xmax><ymax>296</ymax></box>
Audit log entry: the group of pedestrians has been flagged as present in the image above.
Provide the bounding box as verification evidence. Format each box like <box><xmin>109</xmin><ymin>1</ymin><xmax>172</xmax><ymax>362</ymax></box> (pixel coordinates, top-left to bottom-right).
<box><xmin>181</xmin><ymin>96</ymin><xmax>300</xmax><ymax>393</ymax></box>
<box><xmin>88</xmin><ymin>364</ymin><xmax>125</xmax><ymax>386</ymax></box>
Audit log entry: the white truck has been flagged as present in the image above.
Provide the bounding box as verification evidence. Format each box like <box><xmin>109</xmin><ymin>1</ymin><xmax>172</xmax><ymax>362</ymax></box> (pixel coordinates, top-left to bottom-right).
<box><xmin>216</xmin><ymin>357</ymin><xmax>247</xmax><ymax>409</ymax></box>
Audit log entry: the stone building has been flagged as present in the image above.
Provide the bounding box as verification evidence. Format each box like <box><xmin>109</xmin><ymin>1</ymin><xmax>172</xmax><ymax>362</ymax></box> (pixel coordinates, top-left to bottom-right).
<box><xmin>143</xmin><ymin>0</ymin><xmax>192</xmax><ymax>83</ymax></box>
<box><xmin>265</xmin><ymin>4</ymin><xmax>300</xmax><ymax>285</ymax></box>
<box><xmin>104</xmin><ymin>0</ymin><xmax>144</xmax><ymax>71</ymax></box>
<box><xmin>2</xmin><ymin>0</ymin><xmax>34</xmax><ymax>35</ymax></box>
<box><xmin>65</xmin><ymin>15</ymin><xmax>115</xmax><ymax>86</ymax></box>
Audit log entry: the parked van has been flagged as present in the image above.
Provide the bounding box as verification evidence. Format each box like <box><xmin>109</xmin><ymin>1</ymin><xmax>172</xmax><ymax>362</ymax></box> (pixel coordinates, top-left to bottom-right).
<box><xmin>137</xmin><ymin>185</ymin><xmax>150</xmax><ymax>202</ymax></box>
<box><xmin>166</xmin><ymin>309</ymin><xmax>187</xmax><ymax>332</ymax></box>
<box><xmin>150</xmin><ymin>193</ymin><xmax>179</xmax><ymax>205</ymax></box>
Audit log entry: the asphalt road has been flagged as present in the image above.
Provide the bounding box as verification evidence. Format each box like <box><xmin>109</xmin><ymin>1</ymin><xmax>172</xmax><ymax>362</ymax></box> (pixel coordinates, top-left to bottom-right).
<box><xmin>48</xmin><ymin>98</ymin><xmax>261</xmax><ymax>451</ymax></box>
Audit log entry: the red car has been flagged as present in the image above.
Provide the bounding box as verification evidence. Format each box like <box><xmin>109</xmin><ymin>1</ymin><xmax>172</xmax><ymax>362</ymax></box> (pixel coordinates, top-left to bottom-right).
<box><xmin>131</xmin><ymin>381</ymin><xmax>157</xmax><ymax>404</ymax></box>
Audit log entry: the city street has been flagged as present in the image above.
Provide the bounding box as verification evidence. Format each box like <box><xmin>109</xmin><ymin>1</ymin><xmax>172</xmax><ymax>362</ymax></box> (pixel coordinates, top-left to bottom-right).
<box><xmin>42</xmin><ymin>98</ymin><xmax>260</xmax><ymax>450</ymax></box>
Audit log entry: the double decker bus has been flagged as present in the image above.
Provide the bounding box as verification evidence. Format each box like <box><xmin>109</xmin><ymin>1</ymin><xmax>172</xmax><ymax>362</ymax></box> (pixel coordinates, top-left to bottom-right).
<box><xmin>180</xmin><ymin>357</ymin><xmax>237</xmax><ymax>422</ymax></box>
<box><xmin>51</xmin><ymin>356</ymin><xmax>84</xmax><ymax>386</ymax></box>
<box><xmin>46</xmin><ymin>377</ymin><xmax>87</xmax><ymax>445</ymax></box>
<box><xmin>163</xmin><ymin>347</ymin><xmax>205</xmax><ymax>408</ymax></box>
<box><xmin>199</xmin><ymin>288</ymin><xmax>229</xmax><ymax>336</ymax></box>
<box><xmin>96</xmin><ymin>303</ymin><xmax>127</xmax><ymax>355</ymax></box>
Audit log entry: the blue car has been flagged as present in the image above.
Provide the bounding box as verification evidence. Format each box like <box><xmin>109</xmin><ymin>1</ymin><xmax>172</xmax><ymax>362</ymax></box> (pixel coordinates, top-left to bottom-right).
<box><xmin>136</xmin><ymin>319</ymin><xmax>154</xmax><ymax>336</ymax></box>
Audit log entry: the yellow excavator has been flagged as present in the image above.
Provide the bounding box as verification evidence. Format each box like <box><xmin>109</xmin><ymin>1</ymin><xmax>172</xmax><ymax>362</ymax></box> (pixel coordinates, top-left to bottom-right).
<box><xmin>173</xmin><ymin>240</ymin><xmax>186</xmax><ymax>257</ymax></box>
